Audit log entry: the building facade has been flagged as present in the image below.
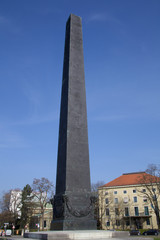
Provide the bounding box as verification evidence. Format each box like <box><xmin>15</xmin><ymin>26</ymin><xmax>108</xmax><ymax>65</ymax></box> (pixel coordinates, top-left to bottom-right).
<box><xmin>29</xmin><ymin>203</ymin><xmax>53</xmax><ymax>231</ymax></box>
<box><xmin>98</xmin><ymin>172</ymin><xmax>160</xmax><ymax>230</ymax></box>
<box><xmin>9</xmin><ymin>190</ymin><xmax>52</xmax><ymax>230</ymax></box>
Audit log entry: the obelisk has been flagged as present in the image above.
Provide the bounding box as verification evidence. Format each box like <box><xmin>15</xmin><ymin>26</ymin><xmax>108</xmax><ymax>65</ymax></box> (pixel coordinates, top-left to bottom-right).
<box><xmin>51</xmin><ymin>14</ymin><xmax>97</xmax><ymax>230</ymax></box>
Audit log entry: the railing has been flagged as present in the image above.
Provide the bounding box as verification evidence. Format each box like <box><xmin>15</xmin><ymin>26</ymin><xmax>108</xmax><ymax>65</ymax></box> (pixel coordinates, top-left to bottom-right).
<box><xmin>139</xmin><ymin>212</ymin><xmax>149</xmax><ymax>216</ymax></box>
<box><xmin>124</xmin><ymin>212</ymin><xmax>150</xmax><ymax>217</ymax></box>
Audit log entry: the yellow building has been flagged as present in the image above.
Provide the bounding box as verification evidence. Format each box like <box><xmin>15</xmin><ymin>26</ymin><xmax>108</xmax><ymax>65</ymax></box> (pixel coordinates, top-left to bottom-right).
<box><xmin>98</xmin><ymin>172</ymin><xmax>160</xmax><ymax>230</ymax></box>
<box><xmin>29</xmin><ymin>203</ymin><xmax>53</xmax><ymax>231</ymax></box>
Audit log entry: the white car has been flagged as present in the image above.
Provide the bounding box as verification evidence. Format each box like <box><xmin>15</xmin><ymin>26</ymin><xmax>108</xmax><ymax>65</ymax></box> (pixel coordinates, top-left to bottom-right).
<box><xmin>5</xmin><ymin>229</ymin><xmax>12</xmax><ymax>236</ymax></box>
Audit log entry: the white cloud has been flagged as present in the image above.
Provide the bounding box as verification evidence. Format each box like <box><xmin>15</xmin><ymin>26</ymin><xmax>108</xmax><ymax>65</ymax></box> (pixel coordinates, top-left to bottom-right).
<box><xmin>88</xmin><ymin>13</ymin><xmax>107</xmax><ymax>22</ymax></box>
<box><xmin>87</xmin><ymin>81</ymin><xmax>160</xmax><ymax>123</ymax></box>
<box><xmin>0</xmin><ymin>15</ymin><xmax>20</xmax><ymax>33</ymax></box>
<box><xmin>0</xmin><ymin>129</ymin><xmax>29</xmax><ymax>149</ymax></box>
<box><xmin>0</xmin><ymin>143</ymin><xmax>8</xmax><ymax>148</ymax></box>
<box><xmin>92</xmin><ymin>114</ymin><xmax>129</xmax><ymax>122</ymax></box>
<box><xmin>12</xmin><ymin>112</ymin><xmax>58</xmax><ymax>126</ymax></box>
<box><xmin>22</xmin><ymin>80</ymin><xmax>42</xmax><ymax>114</ymax></box>
<box><xmin>0</xmin><ymin>16</ymin><xmax>10</xmax><ymax>25</ymax></box>
<box><xmin>87</xmin><ymin>12</ymin><xmax>123</xmax><ymax>26</ymax></box>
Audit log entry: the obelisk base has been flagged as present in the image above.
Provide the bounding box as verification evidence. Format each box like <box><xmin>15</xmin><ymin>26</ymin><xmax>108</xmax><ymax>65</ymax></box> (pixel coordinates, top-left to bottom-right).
<box><xmin>51</xmin><ymin>219</ymin><xmax>97</xmax><ymax>230</ymax></box>
<box><xmin>24</xmin><ymin>230</ymin><xmax>130</xmax><ymax>240</ymax></box>
<box><xmin>51</xmin><ymin>192</ymin><xmax>97</xmax><ymax>230</ymax></box>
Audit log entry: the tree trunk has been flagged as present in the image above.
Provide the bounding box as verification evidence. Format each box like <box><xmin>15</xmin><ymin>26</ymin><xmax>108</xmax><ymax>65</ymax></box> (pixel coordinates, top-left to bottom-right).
<box><xmin>155</xmin><ymin>209</ymin><xmax>160</xmax><ymax>229</ymax></box>
<box><xmin>154</xmin><ymin>201</ymin><xmax>160</xmax><ymax>229</ymax></box>
<box><xmin>41</xmin><ymin>210</ymin><xmax>44</xmax><ymax>231</ymax></box>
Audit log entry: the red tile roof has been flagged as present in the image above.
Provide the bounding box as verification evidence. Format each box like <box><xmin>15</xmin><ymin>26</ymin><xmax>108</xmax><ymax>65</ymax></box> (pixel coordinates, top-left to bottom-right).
<box><xmin>100</xmin><ymin>172</ymin><xmax>159</xmax><ymax>188</ymax></box>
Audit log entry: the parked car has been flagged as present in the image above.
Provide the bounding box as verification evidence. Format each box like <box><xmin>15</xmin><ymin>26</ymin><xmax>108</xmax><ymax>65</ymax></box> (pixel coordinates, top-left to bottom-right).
<box><xmin>5</xmin><ymin>229</ymin><xmax>12</xmax><ymax>236</ymax></box>
<box><xmin>143</xmin><ymin>229</ymin><xmax>159</xmax><ymax>236</ymax></box>
<box><xmin>129</xmin><ymin>230</ymin><xmax>140</xmax><ymax>236</ymax></box>
<box><xmin>0</xmin><ymin>230</ymin><xmax>5</xmax><ymax>236</ymax></box>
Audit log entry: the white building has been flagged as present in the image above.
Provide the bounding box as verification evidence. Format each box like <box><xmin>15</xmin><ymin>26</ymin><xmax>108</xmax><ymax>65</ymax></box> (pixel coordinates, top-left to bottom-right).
<box><xmin>9</xmin><ymin>190</ymin><xmax>22</xmax><ymax>218</ymax></box>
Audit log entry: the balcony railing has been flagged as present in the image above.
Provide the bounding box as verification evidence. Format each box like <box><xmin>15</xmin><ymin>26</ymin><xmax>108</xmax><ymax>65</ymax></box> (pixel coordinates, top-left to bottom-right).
<box><xmin>124</xmin><ymin>212</ymin><xmax>150</xmax><ymax>217</ymax></box>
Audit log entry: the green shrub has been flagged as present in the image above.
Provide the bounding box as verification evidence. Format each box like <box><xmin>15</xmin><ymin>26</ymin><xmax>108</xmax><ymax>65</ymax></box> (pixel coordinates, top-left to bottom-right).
<box><xmin>29</xmin><ymin>229</ymin><xmax>38</xmax><ymax>232</ymax></box>
<box><xmin>114</xmin><ymin>229</ymin><xmax>129</xmax><ymax>231</ymax></box>
<box><xmin>139</xmin><ymin>229</ymin><xmax>148</xmax><ymax>235</ymax></box>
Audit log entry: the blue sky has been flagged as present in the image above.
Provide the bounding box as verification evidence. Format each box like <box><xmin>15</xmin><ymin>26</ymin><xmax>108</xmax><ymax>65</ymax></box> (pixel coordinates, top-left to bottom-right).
<box><xmin>0</xmin><ymin>0</ymin><xmax>160</xmax><ymax>193</ymax></box>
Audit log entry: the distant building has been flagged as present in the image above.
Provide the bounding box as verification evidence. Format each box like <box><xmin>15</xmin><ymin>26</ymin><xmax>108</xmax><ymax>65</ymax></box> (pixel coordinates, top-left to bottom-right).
<box><xmin>9</xmin><ymin>190</ymin><xmax>52</xmax><ymax>230</ymax></box>
<box><xmin>98</xmin><ymin>172</ymin><xmax>160</xmax><ymax>230</ymax></box>
<box><xmin>9</xmin><ymin>190</ymin><xmax>22</xmax><ymax>218</ymax></box>
<box><xmin>29</xmin><ymin>203</ymin><xmax>53</xmax><ymax>230</ymax></box>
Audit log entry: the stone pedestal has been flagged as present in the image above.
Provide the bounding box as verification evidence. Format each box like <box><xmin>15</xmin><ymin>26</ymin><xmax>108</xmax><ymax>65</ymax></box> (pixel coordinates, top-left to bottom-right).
<box><xmin>24</xmin><ymin>230</ymin><xmax>128</xmax><ymax>240</ymax></box>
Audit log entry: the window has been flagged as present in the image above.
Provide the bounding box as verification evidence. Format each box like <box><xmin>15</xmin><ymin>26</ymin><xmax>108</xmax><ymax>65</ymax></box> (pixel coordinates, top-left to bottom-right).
<box><xmin>133</xmin><ymin>189</ymin><xmax>136</xmax><ymax>193</ymax></box>
<box><xmin>134</xmin><ymin>207</ymin><xmax>139</xmax><ymax>216</ymax></box>
<box><xmin>125</xmin><ymin>207</ymin><xmax>129</xmax><ymax>217</ymax></box>
<box><xmin>114</xmin><ymin>191</ymin><xmax>117</xmax><ymax>194</ymax></box>
<box><xmin>153</xmin><ymin>195</ymin><xmax>157</xmax><ymax>201</ymax></box>
<box><xmin>126</xmin><ymin>220</ymin><xmax>130</xmax><ymax>226</ymax></box>
<box><xmin>44</xmin><ymin>220</ymin><xmax>46</xmax><ymax>228</ymax></box>
<box><xmin>115</xmin><ymin>208</ymin><xmax>119</xmax><ymax>216</ymax></box>
<box><xmin>146</xmin><ymin>219</ymin><xmax>150</xmax><ymax>225</ymax></box>
<box><xmin>133</xmin><ymin>196</ymin><xmax>137</xmax><ymax>202</ymax></box>
<box><xmin>114</xmin><ymin>198</ymin><xmax>118</xmax><ymax>204</ymax></box>
<box><xmin>105</xmin><ymin>191</ymin><xmax>108</xmax><ymax>195</ymax></box>
<box><xmin>105</xmin><ymin>198</ymin><xmax>109</xmax><ymax>204</ymax></box>
<box><xmin>123</xmin><ymin>197</ymin><xmax>128</xmax><ymax>203</ymax></box>
<box><xmin>144</xmin><ymin>206</ymin><xmax>149</xmax><ymax>216</ymax></box>
<box><xmin>123</xmin><ymin>190</ymin><xmax>127</xmax><ymax>194</ymax></box>
<box><xmin>142</xmin><ymin>189</ymin><xmax>146</xmax><ymax>192</ymax></box>
<box><xmin>152</xmin><ymin>188</ymin><xmax>156</xmax><ymax>192</ymax></box>
<box><xmin>143</xmin><ymin>197</ymin><xmax>147</xmax><ymax>203</ymax></box>
<box><xmin>106</xmin><ymin>208</ymin><xmax>109</xmax><ymax>216</ymax></box>
<box><xmin>106</xmin><ymin>221</ymin><xmax>110</xmax><ymax>227</ymax></box>
<box><xmin>116</xmin><ymin>220</ymin><xmax>120</xmax><ymax>226</ymax></box>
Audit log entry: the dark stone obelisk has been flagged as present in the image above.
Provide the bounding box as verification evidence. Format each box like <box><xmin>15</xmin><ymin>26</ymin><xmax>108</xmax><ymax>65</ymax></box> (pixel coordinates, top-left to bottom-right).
<box><xmin>51</xmin><ymin>14</ymin><xmax>97</xmax><ymax>230</ymax></box>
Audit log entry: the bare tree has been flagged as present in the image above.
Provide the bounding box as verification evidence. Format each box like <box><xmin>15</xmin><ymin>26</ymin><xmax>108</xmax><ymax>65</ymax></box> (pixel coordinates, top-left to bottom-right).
<box><xmin>9</xmin><ymin>189</ymin><xmax>22</xmax><ymax>221</ymax></box>
<box><xmin>137</xmin><ymin>164</ymin><xmax>160</xmax><ymax>229</ymax></box>
<box><xmin>0</xmin><ymin>191</ymin><xmax>13</xmax><ymax>226</ymax></box>
<box><xmin>0</xmin><ymin>189</ymin><xmax>21</xmax><ymax>227</ymax></box>
<box><xmin>32</xmin><ymin>177</ymin><xmax>54</xmax><ymax>230</ymax></box>
<box><xmin>91</xmin><ymin>181</ymin><xmax>105</xmax><ymax>195</ymax></box>
<box><xmin>0</xmin><ymin>190</ymin><xmax>11</xmax><ymax>212</ymax></box>
<box><xmin>98</xmin><ymin>190</ymin><xmax>112</xmax><ymax>229</ymax></box>
<box><xmin>98</xmin><ymin>188</ymin><xmax>114</xmax><ymax>229</ymax></box>
<box><xmin>91</xmin><ymin>181</ymin><xmax>105</xmax><ymax>229</ymax></box>
<box><xmin>98</xmin><ymin>189</ymin><xmax>132</xmax><ymax>230</ymax></box>
<box><xmin>109</xmin><ymin>196</ymin><xmax>128</xmax><ymax>230</ymax></box>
